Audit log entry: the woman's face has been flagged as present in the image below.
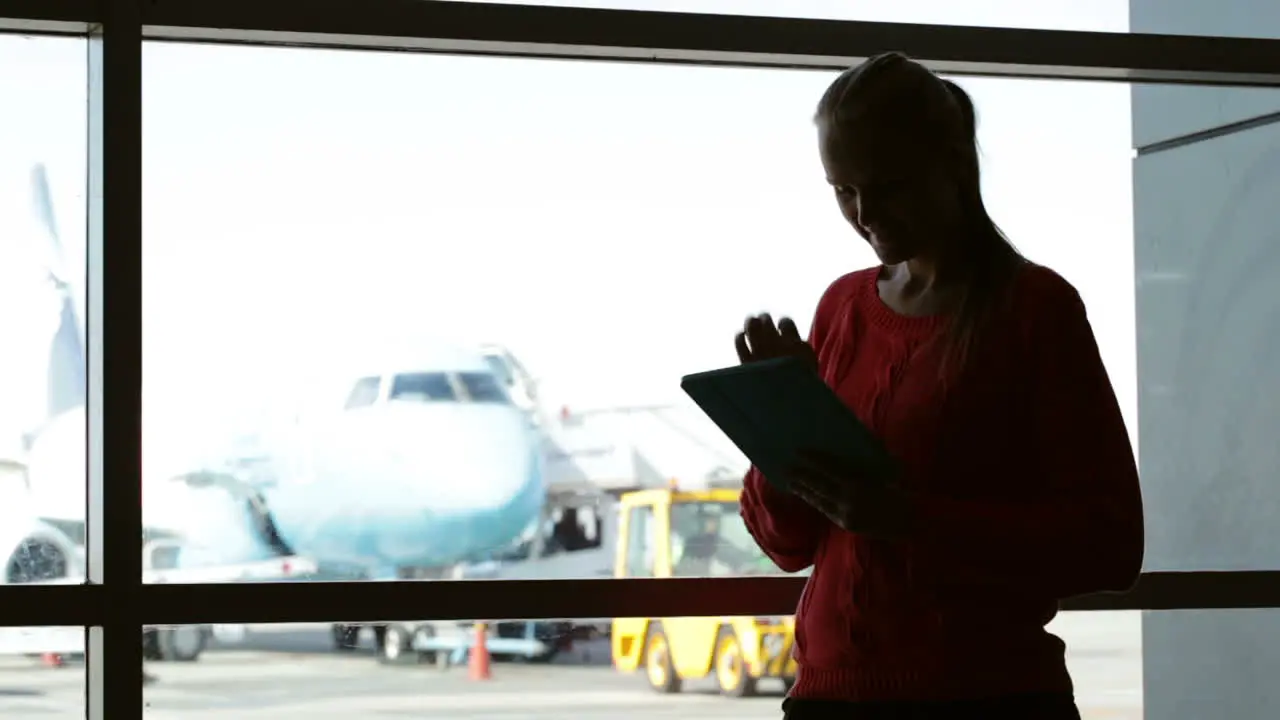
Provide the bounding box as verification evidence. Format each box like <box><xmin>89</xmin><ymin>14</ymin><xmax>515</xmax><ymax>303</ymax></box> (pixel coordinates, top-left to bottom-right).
<box><xmin>817</xmin><ymin>120</ymin><xmax>963</xmax><ymax>266</ymax></box>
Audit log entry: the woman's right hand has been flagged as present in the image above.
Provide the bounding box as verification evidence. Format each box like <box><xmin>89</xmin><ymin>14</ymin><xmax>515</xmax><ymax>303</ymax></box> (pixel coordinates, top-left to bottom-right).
<box><xmin>734</xmin><ymin>313</ymin><xmax>818</xmax><ymax>372</ymax></box>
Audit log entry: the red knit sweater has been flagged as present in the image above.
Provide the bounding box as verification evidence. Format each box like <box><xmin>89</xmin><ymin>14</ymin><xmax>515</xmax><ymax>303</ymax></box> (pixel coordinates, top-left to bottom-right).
<box><xmin>740</xmin><ymin>263</ymin><xmax>1144</xmax><ymax>702</ymax></box>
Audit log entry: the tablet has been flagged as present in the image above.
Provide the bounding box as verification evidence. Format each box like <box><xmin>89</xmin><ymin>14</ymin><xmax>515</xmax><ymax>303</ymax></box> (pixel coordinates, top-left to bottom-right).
<box><xmin>680</xmin><ymin>356</ymin><xmax>896</xmax><ymax>492</ymax></box>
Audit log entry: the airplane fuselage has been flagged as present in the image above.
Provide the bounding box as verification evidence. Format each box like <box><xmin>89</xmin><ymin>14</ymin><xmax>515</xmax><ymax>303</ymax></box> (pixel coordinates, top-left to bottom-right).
<box><xmin>170</xmin><ymin>349</ymin><xmax>548</xmax><ymax>580</ymax></box>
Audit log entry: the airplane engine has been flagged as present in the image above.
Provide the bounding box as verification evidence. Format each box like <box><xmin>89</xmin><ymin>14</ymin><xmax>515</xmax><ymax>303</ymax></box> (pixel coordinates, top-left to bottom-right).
<box><xmin>162</xmin><ymin>473</ymin><xmax>296</xmax><ymax>570</ymax></box>
<box><xmin>0</xmin><ymin>519</ymin><xmax>79</xmax><ymax>585</ymax></box>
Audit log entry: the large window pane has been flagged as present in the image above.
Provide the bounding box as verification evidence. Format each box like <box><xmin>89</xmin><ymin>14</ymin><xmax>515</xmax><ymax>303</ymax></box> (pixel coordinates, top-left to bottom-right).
<box><xmin>0</xmin><ymin>627</ymin><xmax>84</xmax><ymax>719</ymax></box>
<box><xmin>0</xmin><ymin>33</ymin><xmax>89</xmax><ymax>590</ymax></box>
<box><xmin>1131</xmin><ymin>5</ymin><xmax>1280</xmax><ymax>716</ymax></box>
<box><xmin>139</xmin><ymin>46</ymin><xmax>1137</xmax><ymax>589</ymax></box>
<box><xmin>140</xmin><ymin>46</ymin><xmax>1137</xmax><ymax>588</ymax></box>
<box><xmin>1133</xmin><ymin>93</ymin><xmax>1280</xmax><ymax>574</ymax></box>
<box><xmin>437</xmin><ymin>0</ymin><xmax>1132</xmax><ymax>33</ymax></box>
<box><xmin>139</xmin><ymin>613</ymin><xmax>1137</xmax><ymax>717</ymax></box>
<box><xmin>428</xmin><ymin>0</ymin><xmax>1280</xmax><ymax>37</ymax></box>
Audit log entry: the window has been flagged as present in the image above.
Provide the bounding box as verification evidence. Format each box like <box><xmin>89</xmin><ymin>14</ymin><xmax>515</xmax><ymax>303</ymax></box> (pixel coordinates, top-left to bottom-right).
<box><xmin>426</xmin><ymin>0</ymin><xmax>1280</xmax><ymax>37</ymax></box>
<box><xmin>482</xmin><ymin>353</ymin><xmax>516</xmax><ymax>389</ymax></box>
<box><xmin>0</xmin><ymin>2</ymin><xmax>1276</xmax><ymax>719</ymax></box>
<box><xmin>0</xmin><ymin>29</ymin><xmax>88</xmax><ymax>715</ymax></box>
<box><xmin>342</xmin><ymin>376</ymin><xmax>381</xmax><ymax>409</ymax></box>
<box><xmin>624</xmin><ymin>505</ymin><xmax>656</xmax><ymax>577</ymax></box>
<box><xmin>670</xmin><ymin>500</ymin><xmax>774</xmax><ymax>576</ymax></box>
<box><xmin>457</xmin><ymin>372</ymin><xmax>510</xmax><ymax>403</ymax></box>
<box><xmin>133</xmin><ymin>41</ymin><xmax>1154</xmax><ymax>713</ymax></box>
<box><xmin>442</xmin><ymin>0</ymin><xmax>1137</xmax><ymax>33</ymax></box>
<box><xmin>387</xmin><ymin>372</ymin><xmax>457</xmax><ymax>402</ymax></box>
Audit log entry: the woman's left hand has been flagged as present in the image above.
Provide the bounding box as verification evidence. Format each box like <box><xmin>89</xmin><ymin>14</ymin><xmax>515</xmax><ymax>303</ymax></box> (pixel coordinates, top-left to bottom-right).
<box><xmin>786</xmin><ymin>451</ymin><xmax>913</xmax><ymax>538</ymax></box>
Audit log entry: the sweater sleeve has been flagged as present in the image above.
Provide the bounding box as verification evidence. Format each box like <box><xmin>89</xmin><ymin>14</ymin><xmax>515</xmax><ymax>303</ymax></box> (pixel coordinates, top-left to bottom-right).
<box><xmin>740</xmin><ymin>466</ymin><xmax>827</xmax><ymax>572</ymax></box>
<box><xmin>908</xmin><ymin>275</ymin><xmax>1145</xmax><ymax>599</ymax></box>
<box><xmin>739</xmin><ymin>275</ymin><xmax>859</xmax><ymax>573</ymax></box>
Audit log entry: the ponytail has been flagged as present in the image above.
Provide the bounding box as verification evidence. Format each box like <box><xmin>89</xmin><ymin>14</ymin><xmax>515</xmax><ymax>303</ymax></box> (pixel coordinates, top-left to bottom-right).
<box><xmin>935</xmin><ymin>78</ymin><xmax>1023</xmax><ymax>379</ymax></box>
<box><xmin>940</xmin><ymin>79</ymin><xmax>976</xmax><ymax>139</ymax></box>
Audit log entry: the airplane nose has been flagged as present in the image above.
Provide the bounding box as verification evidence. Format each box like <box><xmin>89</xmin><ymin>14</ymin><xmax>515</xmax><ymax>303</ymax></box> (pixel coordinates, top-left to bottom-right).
<box><xmin>258</xmin><ymin>402</ymin><xmax>547</xmax><ymax>571</ymax></box>
<box><xmin>381</xmin><ymin>403</ymin><xmax>542</xmax><ymax>512</ymax></box>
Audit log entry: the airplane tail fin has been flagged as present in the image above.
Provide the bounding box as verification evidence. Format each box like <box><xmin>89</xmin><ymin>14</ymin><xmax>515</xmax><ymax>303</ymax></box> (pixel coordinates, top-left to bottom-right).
<box><xmin>29</xmin><ymin>164</ymin><xmax>85</xmax><ymax>431</ymax></box>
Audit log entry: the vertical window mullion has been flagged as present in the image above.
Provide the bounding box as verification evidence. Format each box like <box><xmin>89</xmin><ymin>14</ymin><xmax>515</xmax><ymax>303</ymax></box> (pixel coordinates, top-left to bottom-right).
<box><xmin>86</xmin><ymin>1</ymin><xmax>143</xmax><ymax>719</ymax></box>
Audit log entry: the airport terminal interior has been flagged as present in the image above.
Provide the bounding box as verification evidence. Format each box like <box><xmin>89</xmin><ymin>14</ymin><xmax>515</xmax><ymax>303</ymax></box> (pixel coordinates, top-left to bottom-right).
<box><xmin>0</xmin><ymin>0</ymin><xmax>1276</xmax><ymax>717</ymax></box>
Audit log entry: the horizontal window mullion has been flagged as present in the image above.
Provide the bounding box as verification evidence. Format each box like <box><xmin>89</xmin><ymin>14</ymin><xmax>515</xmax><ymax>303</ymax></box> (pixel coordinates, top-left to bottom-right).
<box><xmin>4</xmin><ymin>571</ymin><xmax>1279</xmax><ymax>626</ymax></box>
<box><xmin>0</xmin><ymin>584</ymin><xmax>103</xmax><ymax>626</ymax></box>
<box><xmin>139</xmin><ymin>0</ymin><xmax>1280</xmax><ymax>86</ymax></box>
<box><xmin>0</xmin><ymin>0</ymin><xmax>95</xmax><ymax>32</ymax></box>
<box><xmin>118</xmin><ymin>571</ymin><xmax>1280</xmax><ymax>625</ymax></box>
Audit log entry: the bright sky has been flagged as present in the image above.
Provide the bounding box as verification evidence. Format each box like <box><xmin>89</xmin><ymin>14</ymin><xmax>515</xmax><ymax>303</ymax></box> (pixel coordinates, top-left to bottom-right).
<box><xmin>0</xmin><ymin>1</ymin><xmax>1136</xmax><ymax>479</ymax></box>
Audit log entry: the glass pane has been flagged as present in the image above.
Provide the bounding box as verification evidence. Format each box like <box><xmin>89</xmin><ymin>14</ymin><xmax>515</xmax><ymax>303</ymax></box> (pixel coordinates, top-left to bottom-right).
<box><xmin>0</xmin><ymin>627</ymin><xmax>84</xmax><ymax>719</ymax></box>
<box><xmin>1133</xmin><ymin>80</ymin><xmax>1280</xmax><ymax>573</ymax></box>
<box><xmin>1143</xmin><ymin>609</ymin><xmax>1276</xmax><ymax>719</ymax></box>
<box><xmin>436</xmin><ymin>0</ymin><xmax>1280</xmax><ymax>37</ymax></box>
<box><xmin>445</xmin><ymin>0</ymin><xmax>1129</xmax><ymax>32</ymax></box>
<box><xmin>0</xmin><ymin>33</ymin><xmax>89</xmax><ymax>585</ymax></box>
<box><xmin>139</xmin><ymin>614</ymin><xmax>1137</xmax><ymax>717</ymax></box>
<box><xmin>140</xmin><ymin>45</ymin><xmax>1141</xmax><ymax>587</ymax></box>
<box><xmin>669</xmin><ymin>498</ymin><xmax>776</xmax><ymax>576</ymax></box>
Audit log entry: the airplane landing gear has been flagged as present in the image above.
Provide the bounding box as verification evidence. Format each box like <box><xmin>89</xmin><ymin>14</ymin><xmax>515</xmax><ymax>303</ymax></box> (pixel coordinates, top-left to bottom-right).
<box><xmin>331</xmin><ymin>624</ymin><xmax>361</xmax><ymax>651</ymax></box>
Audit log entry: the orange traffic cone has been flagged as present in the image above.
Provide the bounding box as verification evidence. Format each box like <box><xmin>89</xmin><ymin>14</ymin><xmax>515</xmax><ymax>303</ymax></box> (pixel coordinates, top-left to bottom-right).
<box><xmin>468</xmin><ymin>622</ymin><xmax>491</xmax><ymax>681</ymax></box>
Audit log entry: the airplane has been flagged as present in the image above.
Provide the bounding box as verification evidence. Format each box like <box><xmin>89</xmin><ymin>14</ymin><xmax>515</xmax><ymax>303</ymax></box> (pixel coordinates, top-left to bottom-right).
<box><xmin>1</xmin><ymin>163</ymin><xmax>733</xmax><ymax>664</ymax></box>
<box><xmin>1</xmin><ymin>163</ymin><xmax>551</xmax><ymax>662</ymax></box>
<box><xmin>161</xmin><ymin>340</ymin><xmax>549</xmax><ymax>584</ymax></box>
<box><xmin>0</xmin><ymin>163</ymin><xmax>91</xmax><ymax>591</ymax></box>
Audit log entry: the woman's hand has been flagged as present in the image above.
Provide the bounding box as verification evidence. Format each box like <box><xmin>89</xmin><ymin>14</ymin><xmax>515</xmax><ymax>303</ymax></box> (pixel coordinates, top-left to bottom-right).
<box><xmin>734</xmin><ymin>313</ymin><xmax>818</xmax><ymax>372</ymax></box>
<box><xmin>786</xmin><ymin>450</ymin><xmax>912</xmax><ymax>538</ymax></box>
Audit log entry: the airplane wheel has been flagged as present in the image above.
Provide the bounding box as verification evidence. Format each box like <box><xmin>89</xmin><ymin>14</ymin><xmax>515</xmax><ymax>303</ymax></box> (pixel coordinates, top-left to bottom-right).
<box><xmin>332</xmin><ymin>624</ymin><xmax>360</xmax><ymax>651</ymax></box>
<box><xmin>378</xmin><ymin>624</ymin><xmax>415</xmax><ymax>665</ymax></box>
<box><xmin>713</xmin><ymin>628</ymin><xmax>757</xmax><ymax>698</ymax></box>
<box><xmin>143</xmin><ymin>630</ymin><xmax>163</xmax><ymax>661</ymax></box>
<box><xmin>643</xmin><ymin>624</ymin><xmax>681</xmax><ymax>694</ymax></box>
<box><xmin>155</xmin><ymin>626</ymin><xmax>207</xmax><ymax>662</ymax></box>
<box><xmin>378</xmin><ymin>624</ymin><xmax>436</xmax><ymax>665</ymax></box>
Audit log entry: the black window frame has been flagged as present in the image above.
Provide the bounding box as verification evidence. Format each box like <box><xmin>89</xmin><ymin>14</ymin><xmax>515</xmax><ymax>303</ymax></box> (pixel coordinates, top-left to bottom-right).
<box><xmin>2</xmin><ymin>1</ymin><xmax>1279</xmax><ymax>717</ymax></box>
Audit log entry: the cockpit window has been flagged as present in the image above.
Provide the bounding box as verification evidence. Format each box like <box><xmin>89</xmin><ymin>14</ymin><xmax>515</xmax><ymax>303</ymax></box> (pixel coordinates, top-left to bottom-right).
<box><xmin>458</xmin><ymin>372</ymin><xmax>510</xmax><ymax>403</ymax></box>
<box><xmin>482</xmin><ymin>355</ymin><xmax>514</xmax><ymax>389</ymax></box>
<box><xmin>344</xmin><ymin>376</ymin><xmax>381</xmax><ymax>409</ymax></box>
<box><xmin>389</xmin><ymin>373</ymin><xmax>457</xmax><ymax>402</ymax></box>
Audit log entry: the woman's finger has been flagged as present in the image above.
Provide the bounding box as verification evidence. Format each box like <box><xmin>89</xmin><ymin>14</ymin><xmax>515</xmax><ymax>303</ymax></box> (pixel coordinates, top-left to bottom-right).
<box><xmin>734</xmin><ymin>332</ymin><xmax>752</xmax><ymax>363</ymax></box>
<box><xmin>745</xmin><ymin>314</ymin><xmax>781</xmax><ymax>358</ymax></box>
<box><xmin>778</xmin><ymin>316</ymin><xmax>804</xmax><ymax>344</ymax></box>
<box><xmin>759</xmin><ymin>314</ymin><xmax>783</xmax><ymax>354</ymax></box>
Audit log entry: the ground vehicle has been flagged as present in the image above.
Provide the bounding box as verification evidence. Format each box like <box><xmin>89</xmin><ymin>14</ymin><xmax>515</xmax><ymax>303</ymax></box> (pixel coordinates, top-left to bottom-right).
<box><xmin>140</xmin><ymin>536</ymin><xmax>317</xmax><ymax>662</ymax></box>
<box><xmin>611</xmin><ymin>487</ymin><xmax>797</xmax><ymax>697</ymax></box>
<box><xmin>342</xmin><ymin>498</ymin><xmax>615</xmax><ymax>666</ymax></box>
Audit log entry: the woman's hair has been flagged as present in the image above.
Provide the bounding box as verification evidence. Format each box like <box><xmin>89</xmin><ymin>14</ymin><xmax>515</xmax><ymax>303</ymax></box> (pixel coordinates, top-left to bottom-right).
<box><xmin>814</xmin><ymin>52</ymin><xmax>1024</xmax><ymax>375</ymax></box>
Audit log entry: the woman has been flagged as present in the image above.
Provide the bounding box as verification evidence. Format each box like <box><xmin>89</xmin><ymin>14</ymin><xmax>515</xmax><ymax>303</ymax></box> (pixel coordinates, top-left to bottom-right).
<box><xmin>736</xmin><ymin>52</ymin><xmax>1145</xmax><ymax>719</ymax></box>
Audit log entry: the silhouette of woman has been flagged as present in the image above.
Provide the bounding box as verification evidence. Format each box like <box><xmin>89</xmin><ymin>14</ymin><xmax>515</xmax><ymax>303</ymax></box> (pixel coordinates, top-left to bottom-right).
<box><xmin>736</xmin><ymin>52</ymin><xmax>1145</xmax><ymax>720</ymax></box>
